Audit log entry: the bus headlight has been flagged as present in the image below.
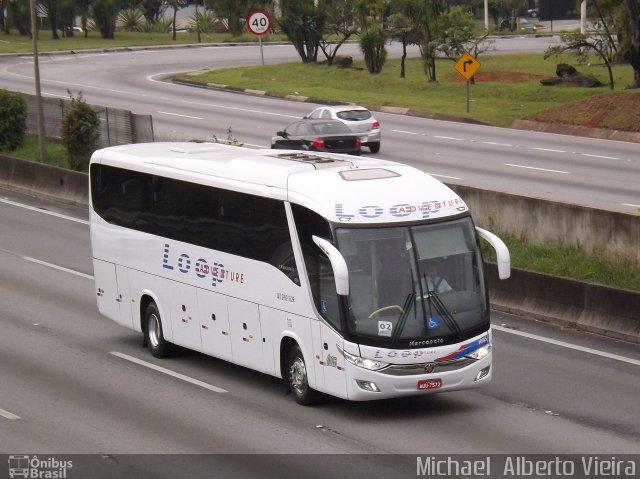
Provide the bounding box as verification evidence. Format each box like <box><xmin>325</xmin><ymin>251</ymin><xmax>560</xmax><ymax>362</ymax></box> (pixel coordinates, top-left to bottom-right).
<box><xmin>466</xmin><ymin>345</ymin><xmax>492</xmax><ymax>360</ymax></box>
<box><xmin>337</xmin><ymin>346</ymin><xmax>389</xmax><ymax>371</ymax></box>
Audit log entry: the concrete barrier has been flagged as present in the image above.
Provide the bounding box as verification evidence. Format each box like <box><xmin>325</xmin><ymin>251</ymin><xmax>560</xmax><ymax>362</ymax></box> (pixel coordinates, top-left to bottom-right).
<box><xmin>1</xmin><ymin>153</ymin><xmax>638</xmax><ymax>343</ymax></box>
<box><xmin>0</xmin><ymin>155</ymin><xmax>88</xmax><ymax>206</ymax></box>
<box><xmin>449</xmin><ymin>184</ymin><xmax>640</xmax><ymax>265</ymax></box>
<box><xmin>486</xmin><ymin>265</ymin><xmax>640</xmax><ymax>344</ymax></box>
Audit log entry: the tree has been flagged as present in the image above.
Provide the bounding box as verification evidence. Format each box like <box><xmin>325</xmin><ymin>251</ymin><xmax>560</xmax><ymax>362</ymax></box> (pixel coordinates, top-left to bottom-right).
<box><xmin>0</xmin><ymin>0</ymin><xmax>6</xmax><ymax>33</ymax></box>
<box><xmin>61</xmin><ymin>92</ymin><xmax>100</xmax><ymax>172</ymax></box>
<box><xmin>92</xmin><ymin>0</ymin><xmax>128</xmax><ymax>39</ymax></box>
<box><xmin>0</xmin><ymin>89</ymin><xmax>27</xmax><ymax>152</ymax></box>
<box><xmin>6</xmin><ymin>0</ymin><xmax>31</xmax><ymax>35</ymax></box>
<box><xmin>204</xmin><ymin>0</ymin><xmax>268</xmax><ymax>37</ymax></box>
<box><xmin>544</xmin><ymin>32</ymin><xmax>616</xmax><ymax>89</ymax></box>
<box><xmin>41</xmin><ymin>0</ymin><xmax>61</xmax><ymax>39</ymax></box>
<box><xmin>414</xmin><ymin>0</ymin><xmax>447</xmax><ymax>82</ymax></box>
<box><xmin>623</xmin><ymin>0</ymin><xmax>640</xmax><ymax>87</ymax></box>
<box><xmin>166</xmin><ymin>0</ymin><xmax>188</xmax><ymax>40</ymax></box>
<box><xmin>141</xmin><ymin>0</ymin><xmax>166</xmax><ymax>22</ymax></box>
<box><xmin>389</xmin><ymin>0</ymin><xmax>422</xmax><ymax>78</ymax></box>
<box><xmin>436</xmin><ymin>5</ymin><xmax>494</xmax><ymax>83</ymax></box>
<box><xmin>319</xmin><ymin>0</ymin><xmax>359</xmax><ymax>65</ymax></box>
<box><xmin>278</xmin><ymin>0</ymin><xmax>326</xmax><ymax>63</ymax></box>
<box><xmin>360</xmin><ymin>22</ymin><xmax>387</xmax><ymax>73</ymax></box>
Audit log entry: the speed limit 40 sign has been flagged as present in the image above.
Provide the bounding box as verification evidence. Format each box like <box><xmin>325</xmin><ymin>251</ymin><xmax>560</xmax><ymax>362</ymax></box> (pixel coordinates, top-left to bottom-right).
<box><xmin>247</xmin><ymin>10</ymin><xmax>271</xmax><ymax>36</ymax></box>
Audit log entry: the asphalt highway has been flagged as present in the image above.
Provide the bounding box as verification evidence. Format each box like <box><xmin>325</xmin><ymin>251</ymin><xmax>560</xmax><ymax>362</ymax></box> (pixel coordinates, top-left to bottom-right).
<box><xmin>1</xmin><ymin>39</ymin><xmax>638</xmax><ymax>214</ymax></box>
<box><xmin>1</xmin><ymin>189</ymin><xmax>639</xmax><ymax>472</ymax></box>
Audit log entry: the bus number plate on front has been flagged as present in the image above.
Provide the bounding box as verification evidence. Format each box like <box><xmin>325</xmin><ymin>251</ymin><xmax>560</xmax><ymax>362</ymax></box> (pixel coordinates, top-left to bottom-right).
<box><xmin>418</xmin><ymin>378</ymin><xmax>442</xmax><ymax>390</ymax></box>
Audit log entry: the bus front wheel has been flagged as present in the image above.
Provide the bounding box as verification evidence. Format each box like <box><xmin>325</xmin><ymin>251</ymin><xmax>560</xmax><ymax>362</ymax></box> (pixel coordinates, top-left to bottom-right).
<box><xmin>144</xmin><ymin>302</ymin><xmax>171</xmax><ymax>358</ymax></box>
<box><xmin>287</xmin><ymin>345</ymin><xmax>317</xmax><ymax>406</ymax></box>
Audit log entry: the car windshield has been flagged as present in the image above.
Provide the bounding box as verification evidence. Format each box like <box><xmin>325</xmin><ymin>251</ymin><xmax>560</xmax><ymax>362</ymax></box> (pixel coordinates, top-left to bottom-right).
<box><xmin>335</xmin><ymin>217</ymin><xmax>487</xmax><ymax>347</ymax></box>
<box><xmin>311</xmin><ymin>121</ymin><xmax>351</xmax><ymax>135</ymax></box>
<box><xmin>336</xmin><ymin>110</ymin><xmax>372</xmax><ymax>121</ymax></box>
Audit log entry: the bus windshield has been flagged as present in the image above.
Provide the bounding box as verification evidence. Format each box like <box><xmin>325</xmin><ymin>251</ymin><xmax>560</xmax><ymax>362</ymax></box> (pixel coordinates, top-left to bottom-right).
<box><xmin>335</xmin><ymin>216</ymin><xmax>488</xmax><ymax>347</ymax></box>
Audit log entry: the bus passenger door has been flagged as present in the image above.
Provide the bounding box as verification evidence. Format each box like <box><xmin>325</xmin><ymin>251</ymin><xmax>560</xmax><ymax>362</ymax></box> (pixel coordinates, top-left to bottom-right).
<box><xmin>93</xmin><ymin>259</ymin><xmax>133</xmax><ymax>328</ymax></box>
<box><xmin>228</xmin><ymin>298</ymin><xmax>264</xmax><ymax>371</ymax></box>
<box><xmin>170</xmin><ymin>283</ymin><xmax>201</xmax><ymax>351</ymax></box>
<box><xmin>319</xmin><ymin>323</ymin><xmax>347</xmax><ymax>399</ymax></box>
<box><xmin>197</xmin><ymin>290</ymin><xmax>232</xmax><ymax>362</ymax></box>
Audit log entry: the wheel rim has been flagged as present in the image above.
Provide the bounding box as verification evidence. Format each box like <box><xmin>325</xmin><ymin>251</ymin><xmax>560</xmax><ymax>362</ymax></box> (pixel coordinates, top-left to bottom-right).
<box><xmin>148</xmin><ymin>313</ymin><xmax>160</xmax><ymax>349</ymax></box>
<box><xmin>289</xmin><ymin>356</ymin><xmax>307</xmax><ymax>396</ymax></box>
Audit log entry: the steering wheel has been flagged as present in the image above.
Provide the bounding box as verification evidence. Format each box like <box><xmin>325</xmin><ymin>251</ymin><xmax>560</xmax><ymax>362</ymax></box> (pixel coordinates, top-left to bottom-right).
<box><xmin>368</xmin><ymin>305</ymin><xmax>404</xmax><ymax>319</ymax></box>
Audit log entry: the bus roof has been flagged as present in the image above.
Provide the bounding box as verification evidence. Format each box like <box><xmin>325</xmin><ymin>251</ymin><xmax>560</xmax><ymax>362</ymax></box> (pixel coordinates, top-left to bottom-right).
<box><xmin>90</xmin><ymin>142</ymin><xmax>468</xmax><ymax>224</ymax></box>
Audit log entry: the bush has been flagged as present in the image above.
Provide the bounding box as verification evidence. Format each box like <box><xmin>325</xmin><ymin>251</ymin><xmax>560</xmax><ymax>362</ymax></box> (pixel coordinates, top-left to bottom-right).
<box><xmin>359</xmin><ymin>25</ymin><xmax>387</xmax><ymax>74</ymax></box>
<box><xmin>0</xmin><ymin>89</ymin><xmax>27</xmax><ymax>152</ymax></box>
<box><xmin>61</xmin><ymin>92</ymin><xmax>100</xmax><ymax>172</ymax></box>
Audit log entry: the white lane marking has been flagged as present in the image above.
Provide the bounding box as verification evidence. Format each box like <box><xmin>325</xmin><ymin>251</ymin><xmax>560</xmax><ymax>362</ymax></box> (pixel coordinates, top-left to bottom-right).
<box><xmin>391</xmin><ymin>129</ymin><xmax>418</xmax><ymax>135</ymax></box>
<box><xmin>0</xmin><ymin>198</ymin><xmax>88</xmax><ymax>225</ymax></box>
<box><xmin>427</xmin><ymin>173</ymin><xmax>463</xmax><ymax>180</ymax></box>
<box><xmin>22</xmin><ymin>257</ymin><xmax>94</xmax><ymax>280</ymax></box>
<box><xmin>158</xmin><ymin>111</ymin><xmax>204</xmax><ymax>120</ymax></box>
<box><xmin>505</xmin><ymin>163</ymin><xmax>570</xmax><ymax>174</ymax></box>
<box><xmin>482</xmin><ymin>141</ymin><xmax>512</xmax><ymax>147</ymax></box>
<box><xmin>434</xmin><ymin>135</ymin><xmax>464</xmax><ymax>141</ymax></box>
<box><xmin>110</xmin><ymin>352</ymin><xmax>228</xmax><ymax>394</ymax></box>
<box><xmin>493</xmin><ymin>325</ymin><xmax>640</xmax><ymax>366</ymax></box>
<box><xmin>0</xmin><ymin>407</ymin><xmax>20</xmax><ymax>420</ymax></box>
<box><xmin>622</xmin><ymin>203</ymin><xmax>640</xmax><ymax>208</ymax></box>
<box><xmin>533</xmin><ymin>147</ymin><xmax>566</xmax><ymax>153</ymax></box>
<box><xmin>581</xmin><ymin>153</ymin><xmax>620</xmax><ymax>160</ymax></box>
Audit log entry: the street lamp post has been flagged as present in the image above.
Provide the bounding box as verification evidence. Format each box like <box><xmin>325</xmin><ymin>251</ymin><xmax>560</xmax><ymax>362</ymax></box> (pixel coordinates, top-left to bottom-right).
<box><xmin>30</xmin><ymin>0</ymin><xmax>45</xmax><ymax>163</ymax></box>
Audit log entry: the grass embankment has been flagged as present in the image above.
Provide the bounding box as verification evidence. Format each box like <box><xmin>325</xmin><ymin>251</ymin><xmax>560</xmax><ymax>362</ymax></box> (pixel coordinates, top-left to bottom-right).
<box><xmin>0</xmin><ymin>30</ymin><xmax>286</xmax><ymax>54</ymax></box>
<box><xmin>176</xmin><ymin>53</ymin><xmax>637</xmax><ymax>128</ymax></box>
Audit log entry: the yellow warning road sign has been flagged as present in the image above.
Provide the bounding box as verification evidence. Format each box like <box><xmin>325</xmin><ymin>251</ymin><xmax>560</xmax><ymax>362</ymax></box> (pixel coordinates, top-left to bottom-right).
<box><xmin>454</xmin><ymin>52</ymin><xmax>481</xmax><ymax>80</ymax></box>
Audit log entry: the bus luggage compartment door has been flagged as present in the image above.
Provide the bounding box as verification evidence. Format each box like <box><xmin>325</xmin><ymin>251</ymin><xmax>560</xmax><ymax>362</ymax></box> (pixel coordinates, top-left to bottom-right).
<box><xmin>93</xmin><ymin>259</ymin><xmax>134</xmax><ymax>328</ymax></box>
<box><xmin>228</xmin><ymin>298</ymin><xmax>264</xmax><ymax>371</ymax></box>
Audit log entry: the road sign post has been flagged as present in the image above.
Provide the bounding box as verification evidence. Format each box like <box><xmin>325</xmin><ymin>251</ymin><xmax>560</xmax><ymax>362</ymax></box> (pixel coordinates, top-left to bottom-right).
<box><xmin>453</xmin><ymin>52</ymin><xmax>481</xmax><ymax>113</ymax></box>
<box><xmin>246</xmin><ymin>10</ymin><xmax>271</xmax><ymax>66</ymax></box>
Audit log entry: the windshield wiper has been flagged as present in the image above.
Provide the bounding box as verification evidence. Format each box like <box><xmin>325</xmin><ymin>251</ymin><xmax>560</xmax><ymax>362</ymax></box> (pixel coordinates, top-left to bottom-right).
<box><xmin>424</xmin><ymin>274</ymin><xmax>463</xmax><ymax>340</ymax></box>
<box><xmin>391</xmin><ymin>291</ymin><xmax>416</xmax><ymax>344</ymax></box>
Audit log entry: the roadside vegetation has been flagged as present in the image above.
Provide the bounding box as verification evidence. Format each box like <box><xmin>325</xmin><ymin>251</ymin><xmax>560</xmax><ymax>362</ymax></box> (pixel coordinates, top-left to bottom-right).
<box><xmin>176</xmin><ymin>53</ymin><xmax>637</xmax><ymax>128</ymax></box>
<box><xmin>481</xmin><ymin>235</ymin><xmax>640</xmax><ymax>291</ymax></box>
<box><xmin>0</xmin><ymin>31</ymin><xmax>287</xmax><ymax>54</ymax></box>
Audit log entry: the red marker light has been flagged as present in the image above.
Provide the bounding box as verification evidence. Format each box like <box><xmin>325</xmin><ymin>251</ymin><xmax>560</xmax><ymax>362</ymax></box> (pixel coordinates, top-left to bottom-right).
<box><xmin>312</xmin><ymin>137</ymin><xmax>325</xmax><ymax>148</ymax></box>
<box><xmin>372</xmin><ymin>121</ymin><xmax>380</xmax><ymax>129</ymax></box>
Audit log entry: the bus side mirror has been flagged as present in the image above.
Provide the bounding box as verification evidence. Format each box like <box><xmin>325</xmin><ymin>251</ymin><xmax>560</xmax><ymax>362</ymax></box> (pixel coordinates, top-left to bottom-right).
<box><xmin>476</xmin><ymin>227</ymin><xmax>511</xmax><ymax>280</ymax></box>
<box><xmin>312</xmin><ymin>235</ymin><xmax>349</xmax><ymax>296</ymax></box>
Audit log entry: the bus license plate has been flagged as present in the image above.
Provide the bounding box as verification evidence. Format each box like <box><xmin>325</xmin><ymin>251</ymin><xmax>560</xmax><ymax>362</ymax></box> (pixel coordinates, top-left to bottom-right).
<box><xmin>418</xmin><ymin>378</ymin><xmax>442</xmax><ymax>390</ymax></box>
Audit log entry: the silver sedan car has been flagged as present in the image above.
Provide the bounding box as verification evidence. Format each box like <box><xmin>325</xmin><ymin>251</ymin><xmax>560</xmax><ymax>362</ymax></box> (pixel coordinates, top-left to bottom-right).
<box><xmin>304</xmin><ymin>105</ymin><xmax>381</xmax><ymax>153</ymax></box>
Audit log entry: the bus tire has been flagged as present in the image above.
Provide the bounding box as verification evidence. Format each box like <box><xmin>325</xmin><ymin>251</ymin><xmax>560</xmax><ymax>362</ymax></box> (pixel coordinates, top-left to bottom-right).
<box><xmin>287</xmin><ymin>345</ymin><xmax>317</xmax><ymax>406</ymax></box>
<box><xmin>144</xmin><ymin>302</ymin><xmax>171</xmax><ymax>358</ymax></box>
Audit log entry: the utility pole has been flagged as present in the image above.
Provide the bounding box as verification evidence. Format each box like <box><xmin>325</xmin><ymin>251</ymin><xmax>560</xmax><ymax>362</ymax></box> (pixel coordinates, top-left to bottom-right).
<box><xmin>30</xmin><ymin>0</ymin><xmax>45</xmax><ymax>163</ymax></box>
<box><xmin>484</xmin><ymin>0</ymin><xmax>489</xmax><ymax>31</ymax></box>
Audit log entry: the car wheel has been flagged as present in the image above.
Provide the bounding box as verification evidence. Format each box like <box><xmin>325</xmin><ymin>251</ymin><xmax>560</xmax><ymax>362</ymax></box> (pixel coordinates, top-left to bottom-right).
<box><xmin>144</xmin><ymin>301</ymin><xmax>172</xmax><ymax>358</ymax></box>
<box><xmin>369</xmin><ymin>142</ymin><xmax>380</xmax><ymax>153</ymax></box>
<box><xmin>287</xmin><ymin>345</ymin><xmax>317</xmax><ymax>406</ymax></box>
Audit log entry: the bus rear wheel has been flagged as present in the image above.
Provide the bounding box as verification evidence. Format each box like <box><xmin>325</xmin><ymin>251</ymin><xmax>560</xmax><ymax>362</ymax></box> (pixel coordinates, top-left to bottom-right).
<box><xmin>287</xmin><ymin>345</ymin><xmax>317</xmax><ymax>406</ymax></box>
<box><xmin>144</xmin><ymin>302</ymin><xmax>172</xmax><ymax>358</ymax></box>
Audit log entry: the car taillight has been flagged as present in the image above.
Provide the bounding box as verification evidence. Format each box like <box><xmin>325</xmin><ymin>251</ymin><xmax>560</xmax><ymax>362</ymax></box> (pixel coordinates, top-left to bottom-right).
<box><xmin>372</xmin><ymin>121</ymin><xmax>380</xmax><ymax>129</ymax></box>
<box><xmin>355</xmin><ymin>137</ymin><xmax>362</xmax><ymax>147</ymax></box>
<box><xmin>312</xmin><ymin>137</ymin><xmax>324</xmax><ymax>148</ymax></box>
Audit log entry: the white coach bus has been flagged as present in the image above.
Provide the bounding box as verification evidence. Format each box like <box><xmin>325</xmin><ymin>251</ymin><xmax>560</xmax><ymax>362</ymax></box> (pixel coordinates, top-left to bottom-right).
<box><xmin>89</xmin><ymin>142</ymin><xmax>510</xmax><ymax>404</ymax></box>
